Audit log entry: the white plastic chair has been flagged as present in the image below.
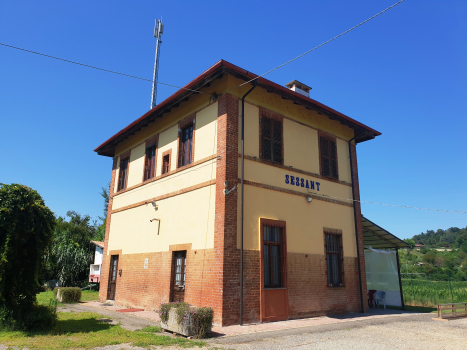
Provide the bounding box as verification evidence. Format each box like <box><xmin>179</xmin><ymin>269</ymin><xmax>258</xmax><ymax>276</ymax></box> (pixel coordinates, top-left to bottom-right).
<box><xmin>373</xmin><ymin>291</ymin><xmax>386</xmax><ymax>309</ymax></box>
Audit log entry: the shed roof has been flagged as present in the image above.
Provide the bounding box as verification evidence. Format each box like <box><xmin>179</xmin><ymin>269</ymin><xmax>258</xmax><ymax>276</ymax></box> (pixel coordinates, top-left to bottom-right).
<box><xmin>90</xmin><ymin>241</ymin><xmax>104</xmax><ymax>249</ymax></box>
<box><xmin>362</xmin><ymin>216</ymin><xmax>408</xmax><ymax>249</ymax></box>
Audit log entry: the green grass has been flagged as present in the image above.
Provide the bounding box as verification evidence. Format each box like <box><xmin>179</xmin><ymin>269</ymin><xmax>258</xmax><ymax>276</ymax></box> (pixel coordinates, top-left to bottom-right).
<box><xmin>0</xmin><ymin>312</ymin><xmax>204</xmax><ymax>349</ymax></box>
<box><xmin>36</xmin><ymin>290</ymin><xmax>99</xmax><ymax>306</ymax></box>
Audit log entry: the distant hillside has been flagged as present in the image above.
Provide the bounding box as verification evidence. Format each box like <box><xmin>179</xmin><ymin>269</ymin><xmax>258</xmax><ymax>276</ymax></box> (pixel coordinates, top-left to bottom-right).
<box><xmin>412</xmin><ymin>227</ymin><xmax>467</xmax><ymax>250</ymax></box>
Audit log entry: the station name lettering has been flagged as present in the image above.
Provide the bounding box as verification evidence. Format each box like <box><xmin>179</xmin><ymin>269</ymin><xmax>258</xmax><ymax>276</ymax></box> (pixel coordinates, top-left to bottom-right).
<box><xmin>285</xmin><ymin>174</ymin><xmax>320</xmax><ymax>191</ymax></box>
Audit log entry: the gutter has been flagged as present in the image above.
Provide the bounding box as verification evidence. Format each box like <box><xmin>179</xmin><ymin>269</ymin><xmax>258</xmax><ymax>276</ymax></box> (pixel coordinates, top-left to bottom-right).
<box><xmin>240</xmin><ymin>80</ymin><xmax>257</xmax><ymax>326</ymax></box>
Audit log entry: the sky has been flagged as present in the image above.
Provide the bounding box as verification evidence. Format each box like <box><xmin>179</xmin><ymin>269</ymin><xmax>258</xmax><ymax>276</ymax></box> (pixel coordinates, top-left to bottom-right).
<box><xmin>1</xmin><ymin>0</ymin><xmax>466</xmax><ymax>239</ymax></box>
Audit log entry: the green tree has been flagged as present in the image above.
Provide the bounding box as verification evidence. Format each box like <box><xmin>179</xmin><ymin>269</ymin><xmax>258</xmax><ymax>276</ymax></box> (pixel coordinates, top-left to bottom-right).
<box><xmin>0</xmin><ymin>184</ymin><xmax>55</xmax><ymax>327</ymax></box>
<box><xmin>423</xmin><ymin>251</ymin><xmax>436</xmax><ymax>264</ymax></box>
<box><xmin>404</xmin><ymin>238</ymin><xmax>415</xmax><ymax>248</ymax></box>
<box><xmin>95</xmin><ymin>183</ymin><xmax>110</xmax><ymax>242</ymax></box>
<box><xmin>47</xmin><ymin>211</ymin><xmax>97</xmax><ymax>286</ymax></box>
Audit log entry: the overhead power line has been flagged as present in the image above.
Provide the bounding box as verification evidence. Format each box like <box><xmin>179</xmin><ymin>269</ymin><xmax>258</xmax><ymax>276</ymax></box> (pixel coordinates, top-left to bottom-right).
<box><xmin>307</xmin><ymin>191</ymin><xmax>467</xmax><ymax>214</ymax></box>
<box><xmin>225</xmin><ymin>0</ymin><xmax>405</xmax><ymax>94</ymax></box>
<box><xmin>0</xmin><ymin>42</ymin><xmax>210</xmax><ymax>95</ymax></box>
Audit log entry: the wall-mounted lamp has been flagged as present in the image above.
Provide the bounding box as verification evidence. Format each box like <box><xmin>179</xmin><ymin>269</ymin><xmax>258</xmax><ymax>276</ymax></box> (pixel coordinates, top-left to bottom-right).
<box><xmin>193</xmin><ymin>119</ymin><xmax>196</xmax><ymax>124</ymax></box>
<box><xmin>306</xmin><ymin>197</ymin><xmax>313</xmax><ymax>203</ymax></box>
<box><xmin>118</xmin><ymin>269</ymin><xmax>122</xmax><ymax>276</ymax></box>
<box><xmin>178</xmin><ymin>127</ymin><xmax>182</xmax><ymax>133</ymax></box>
<box><xmin>151</xmin><ymin>200</ymin><xmax>158</xmax><ymax>209</ymax></box>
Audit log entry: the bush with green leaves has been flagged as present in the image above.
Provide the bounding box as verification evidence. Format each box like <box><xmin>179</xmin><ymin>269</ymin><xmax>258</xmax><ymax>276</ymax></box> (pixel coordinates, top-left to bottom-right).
<box><xmin>45</xmin><ymin>211</ymin><xmax>98</xmax><ymax>287</ymax></box>
<box><xmin>158</xmin><ymin>302</ymin><xmax>213</xmax><ymax>339</ymax></box>
<box><xmin>0</xmin><ymin>183</ymin><xmax>56</xmax><ymax>330</ymax></box>
<box><xmin>53</xmin><ymin>287</ymin><xmax>82</xmax><ymax>303</ymax></box>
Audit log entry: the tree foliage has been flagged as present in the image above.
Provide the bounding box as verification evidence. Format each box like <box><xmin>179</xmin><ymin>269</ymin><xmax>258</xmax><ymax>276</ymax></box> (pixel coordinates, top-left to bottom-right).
<box><xmin>404</xmin><ymin>238</ymin><xmax>415</xmax><ymax>248</ymax></box>
<box><xmin>46</xmin><ymin>211</ymin><xmax>97</xmax><ymax>287</ymax></box>
<box><xmin>412</xmin><ymin>226</ymin><xmax>467</xmax><ymax>248</ymax></box>
<box><xmin>0</xmin><ymin>184</ymin><xmax>55</xmax><ymax>326</ymax></box>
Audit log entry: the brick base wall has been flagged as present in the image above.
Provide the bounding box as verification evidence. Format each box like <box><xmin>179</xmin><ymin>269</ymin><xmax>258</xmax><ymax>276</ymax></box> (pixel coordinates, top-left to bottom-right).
<box><xmin>98</xmin><ymin>248</ymin><xmax>221</xmax><ymax>322</ymax></box>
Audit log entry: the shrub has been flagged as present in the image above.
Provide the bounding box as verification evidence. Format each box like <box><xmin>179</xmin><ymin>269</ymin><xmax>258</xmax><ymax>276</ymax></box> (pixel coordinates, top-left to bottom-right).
<box><xmin>0</xmin><ymin>299</ymin><xmax>57</xmax><ymax>331</ymax></box>
<box><xmin>189</xmin><ymin>306</ymin><xmax>214</xmax><ymax>339</ymax></box>
<box><xmin>158</xmin><ymin>302</ymin><xmax>214</xmax><ymax>339</ymax></box>
<box><xmin>55</xmin><ymin>287</ymin><xmax>82</xmax><ymax>303</ymax></box>
<box><xmin>0</xmin><ymin>183</ymin><xmax>55</xmax><ymax>330</ymax></box>
<box><xmin>158</xmin><ymin>302</ymin><xmax>189</xmax><ymax>323</ymax></box>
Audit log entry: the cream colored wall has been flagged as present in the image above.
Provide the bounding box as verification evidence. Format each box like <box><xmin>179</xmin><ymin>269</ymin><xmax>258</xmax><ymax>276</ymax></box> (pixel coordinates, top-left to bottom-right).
<box><xmin>112</xmin><ymin>158</ymin><xmax>217</xmax><ymax>210</ymax></box>
<box><xmin>238</xmin><ymin>102</ymin><xmax>259</xmax><ymax>157</ymax></box>
<box><xmin>336</xmin><ymin>138</ymin><xmax>352</xmax><ymax>183</ymax></box>
<box><xmin>127</xmin><ymin>143</ymin><xmax>145</xmax><ymax>188</ymax></box>
<box><xmin>241</xmin><ymin>159</ymin><xmax>353</xmax><ymax>202</ymax></box>
<box><xmin>108</xmin><ymin>184</ymin><xmax>216</xmax><ymax>254</ymax></box>
<box><xmin>114</xmin><ymin>157</ymin><xmax>121</xmax><ymax>191</ymax></box>
<box><xmin>155</xmin><ymin>125</ymin><xmax>178</xmax><ymax>177</ymax></box>
<box><xmin>283</xmin><ymin>118</ymin><xmax>319</xmax><ymax>174</ymax></box>
<box><xmin>194</xmin><ymin>102</ymin><xmax>218</xmax><ymax>161</ymax></box>
<box><xmin>238</xmin><ymin>185</ymin><xmax>357</xmax><ymax>257</ymax></box>
<box><xmin>227</xmin><ymin>76</ymin><xmax>355</xmax><ymax>142</ymax></box>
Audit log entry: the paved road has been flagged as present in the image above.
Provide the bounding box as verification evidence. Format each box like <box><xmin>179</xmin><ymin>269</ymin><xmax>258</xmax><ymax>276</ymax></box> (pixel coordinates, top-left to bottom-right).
<box><xmin>57</xmin><ymin>303</ymin><xmax>467</xmax><ymax>349</ymax></box>
<box><xmin>209</xmin><ymin>313</ymin><xmax>467</xmax><ymax>349</ymax></box>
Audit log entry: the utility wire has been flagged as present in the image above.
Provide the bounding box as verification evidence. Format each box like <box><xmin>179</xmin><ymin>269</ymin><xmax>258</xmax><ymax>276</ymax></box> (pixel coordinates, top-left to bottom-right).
<box><xmin>307</xmin><ymin>191</ymin><xmax>467</xmax><ymax>214</ymax></box>
<box><xmin>0</xmin><ymin>42</ymin><xmax>210</xmax><ymax>95</ymax></box>
<box><xmin>224</xmin><ymin>0</ymin><xmax>405</xmax><ymax>94</ymax></box>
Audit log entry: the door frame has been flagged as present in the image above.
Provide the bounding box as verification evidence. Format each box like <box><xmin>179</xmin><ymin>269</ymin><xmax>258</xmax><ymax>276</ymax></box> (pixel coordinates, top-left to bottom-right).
<box><xmin>259</xmin><ymin>218</ymin><xmax>289</xmax><ymax>322</ymax></box>
<box><xmin>107</xmin><ymin>254</ymin><xmax>119</xmax><ymax>300</ymax></box>
<box><xmin>170</xmin><ymin>250</ymin><xmax>187</xmax><ymax>302</ymax></box>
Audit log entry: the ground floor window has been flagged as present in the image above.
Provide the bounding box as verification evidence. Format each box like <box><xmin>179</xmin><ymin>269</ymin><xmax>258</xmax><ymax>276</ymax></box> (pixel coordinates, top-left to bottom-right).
<box><xmin>262</xmin><ymin>221</ymin><xmax>286</xmax><ymax>288</ymax></box>
<box><xmin>325</xmin><ymin>229</ymin><xmax>344</xmax><ymax>287</ymax></box>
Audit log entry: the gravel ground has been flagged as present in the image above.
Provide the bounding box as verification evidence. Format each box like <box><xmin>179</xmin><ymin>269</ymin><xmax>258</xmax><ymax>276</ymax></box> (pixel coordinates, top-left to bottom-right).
<box><xmin>209</xmin><ymin>313</ymin><xmax>467</xmax><ymax>349</ymax></box>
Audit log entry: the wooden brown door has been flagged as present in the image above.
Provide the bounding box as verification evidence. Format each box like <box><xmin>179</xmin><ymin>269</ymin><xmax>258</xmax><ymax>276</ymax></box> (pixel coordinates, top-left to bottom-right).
<box><xmin>170</xmin><ymin>251</ymin><xmax>186</xmax><ymax>302</ymax></box>
<box><xmin>260</xmin><ymin>220</ymin><xmax>289</xmax><ymax>322</ymax></box>
<box><xmin>107</xmin><ymin>255</ymin><xmax>119</xmax><ymax>300</ymax></box>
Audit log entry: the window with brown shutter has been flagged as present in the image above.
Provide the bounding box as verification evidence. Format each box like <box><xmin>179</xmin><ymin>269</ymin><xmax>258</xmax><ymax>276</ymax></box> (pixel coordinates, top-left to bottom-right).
<box><xmin>179</xmin><ymin>124</ymin><xmax>193</xmax><ymax>167</ymax></box>
<box><xmin>144</xmin><ymin>143</ymin><xmax>157</xmax><ymax>181</ymax></box>
<box><xmin>117</xmin><ymin>157</ymin><xmax>129</xmax><ymax>191</ymax></box>
<box><xmin>320</xmin><ymin>136</ymin><xmax>338</xmax><ymax>179</ymax></box>
<box><xmin>325</xmin><ymin>231</ymin><xmax>344</xmax><ymax>287</ymax></box>
<box><xmin>261</xmin><ymin>117</ymin><xmax>282</xmax><ymax>163</ymax></box>
<box><xmin>162</xmin><ymin>154</ymin><xmax>170</xmax><ymax>175</ymax></box>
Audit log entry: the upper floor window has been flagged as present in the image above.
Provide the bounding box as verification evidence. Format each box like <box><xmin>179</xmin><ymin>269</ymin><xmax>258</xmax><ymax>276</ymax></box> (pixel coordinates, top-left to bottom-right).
<box><xmin>325</xmin><ymin>230</ymin><xmax>344</xmax><ymax>287</ymax></box>
<box><xmin>261</xmin><ymin>117</ymin><xmax>282</xmax><ymax>164</ymax></box>
<box><xmin>117</xmin><ymin>157</ymin><xmax>129</xmax><ymax>191</ymax></box>
<box><xmin>320</xmin><ymin>136</ymin><xmax>338</xmax><ymax>179</ymax></box>
<box><xmin>144</xmin><ymin>143</ymin><xmax>157</xmax><ymax>181</ymax></box>
<box><xmin>162</xmin><ymin>153</ymin><xmax>170</xmax><ymax>175</ymax></box>
<box><xmin>179</xmin><ymin>124</ymin><xmax>193</xmax><ymax>167</ymax></box>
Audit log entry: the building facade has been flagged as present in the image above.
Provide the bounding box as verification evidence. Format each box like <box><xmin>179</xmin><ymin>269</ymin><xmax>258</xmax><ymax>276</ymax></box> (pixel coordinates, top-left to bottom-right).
<box><xmin>95</xmin><ymin>60</ymin><xmax>381</xmax><ymax>326</ymax></box>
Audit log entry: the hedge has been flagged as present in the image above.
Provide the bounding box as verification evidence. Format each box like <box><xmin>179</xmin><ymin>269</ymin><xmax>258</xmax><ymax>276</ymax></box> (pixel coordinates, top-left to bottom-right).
<box><xmin>53</xmin><ymin>287</ymin><xmax>81</xmax><ymax>303</ymax></box>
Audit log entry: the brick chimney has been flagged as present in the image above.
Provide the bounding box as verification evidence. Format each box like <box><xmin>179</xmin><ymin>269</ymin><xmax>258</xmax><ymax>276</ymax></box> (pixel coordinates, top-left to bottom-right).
<box><xmin>285</xmin><ymin>80</ymin><xmax>312</xmax><ymax>98</ymax></box>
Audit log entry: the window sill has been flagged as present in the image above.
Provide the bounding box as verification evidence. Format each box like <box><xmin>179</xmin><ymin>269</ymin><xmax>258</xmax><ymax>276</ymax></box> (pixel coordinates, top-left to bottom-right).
<box><xmin>264</xmin><ymin>287</ymin><xmax>286</xmax><ymax>290</ymax></box>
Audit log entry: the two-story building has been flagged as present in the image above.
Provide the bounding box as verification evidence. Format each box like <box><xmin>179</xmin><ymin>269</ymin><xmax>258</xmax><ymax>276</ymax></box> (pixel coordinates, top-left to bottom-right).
<box><xmin>94</xmin><ymin>60</ymin><xmax>382</xmax><ymax>326</ymax></box>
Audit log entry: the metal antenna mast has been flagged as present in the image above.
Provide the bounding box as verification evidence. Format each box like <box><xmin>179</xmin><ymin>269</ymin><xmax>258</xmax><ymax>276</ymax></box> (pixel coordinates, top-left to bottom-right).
<box><xmin>150</xmin><ymin>18</ymin><xmax>164</xmax><ymax>109</ymax></box>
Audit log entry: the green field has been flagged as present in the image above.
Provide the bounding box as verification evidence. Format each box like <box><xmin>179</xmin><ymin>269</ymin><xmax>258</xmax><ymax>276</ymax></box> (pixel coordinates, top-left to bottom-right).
<box><xmin>402</xmin><ymin>278</ymin><xmax>467</xmax><ymax>306</ymax></box>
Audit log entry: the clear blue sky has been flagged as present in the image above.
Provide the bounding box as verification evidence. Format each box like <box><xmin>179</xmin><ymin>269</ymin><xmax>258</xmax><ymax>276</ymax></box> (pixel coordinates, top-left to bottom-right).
<box><xmin>1</xmin><ymin>1</ymin><xmax>466</xmax><ymax>239</ymax></box>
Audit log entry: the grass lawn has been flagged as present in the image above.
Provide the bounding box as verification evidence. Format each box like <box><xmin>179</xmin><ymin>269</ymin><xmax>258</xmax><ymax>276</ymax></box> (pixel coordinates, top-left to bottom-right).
<box><xmin>36</xmin><ymin>290</ymin><xmax>99</xmax><ymax>306</ymax></box>
<box><xmin>0</xmin><ymin>311</ymin><xmax>204</xmax><ymax>349</ymax></box>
